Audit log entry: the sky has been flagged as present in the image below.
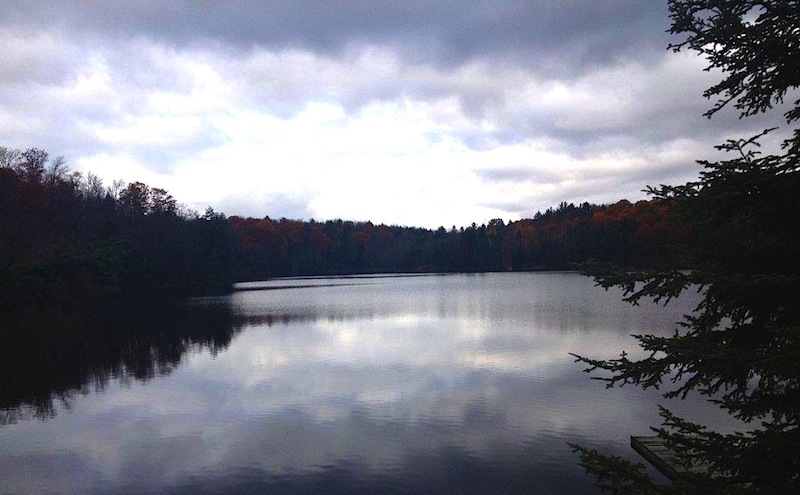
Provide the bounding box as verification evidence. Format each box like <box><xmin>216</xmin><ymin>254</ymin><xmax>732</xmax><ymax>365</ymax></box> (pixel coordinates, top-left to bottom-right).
<box><xmin>0</xmin><ymin>1</ymin><xmax>779</xmax><ymax>229</ymax></box>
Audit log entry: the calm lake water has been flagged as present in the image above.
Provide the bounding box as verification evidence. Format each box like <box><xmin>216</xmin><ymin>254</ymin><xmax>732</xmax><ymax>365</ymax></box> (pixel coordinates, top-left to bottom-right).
<box><xmin>0</xmin><ymin>272</ymin><xmax>735</xmax><ymax>494</ymax></box>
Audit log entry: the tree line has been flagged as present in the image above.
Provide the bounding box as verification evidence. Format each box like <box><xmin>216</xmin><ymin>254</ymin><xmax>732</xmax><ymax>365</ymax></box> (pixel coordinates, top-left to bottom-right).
<box><xmin>230</xmin><ymin>198</ymin><xmax>686</xmax><ymax>279</ymax></box>
<box><xmin>0</xmin><ymin>146</ymin><xmax>237</xmax><ymax>313</ymax></box>
<box><xmin>0</xmin><ymin>144</ymin><xmax>691</xmax><ymax>314</ymax></box>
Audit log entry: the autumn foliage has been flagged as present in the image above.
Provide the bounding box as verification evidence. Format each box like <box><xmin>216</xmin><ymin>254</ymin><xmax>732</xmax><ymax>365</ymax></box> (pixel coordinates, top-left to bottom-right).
<box><xmin>1</xmin><ymin>145</ymin><xmax>690</xmax><ymax>312</ymax></box>
<box><xmin>229</xmin><ymin>199</ymin><xmax>687</xmax><ymax>279</ymax></box>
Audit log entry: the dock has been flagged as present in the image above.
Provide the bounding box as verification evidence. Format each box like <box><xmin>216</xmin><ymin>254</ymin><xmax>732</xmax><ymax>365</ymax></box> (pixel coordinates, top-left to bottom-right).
<box><xmin>631</xmin><ymin>435</ymin><xmax>706</xmax><ymax>481</ymax></box>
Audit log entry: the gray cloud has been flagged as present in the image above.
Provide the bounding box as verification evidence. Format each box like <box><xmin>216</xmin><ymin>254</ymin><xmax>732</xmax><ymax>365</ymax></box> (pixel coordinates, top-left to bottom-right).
<box><xmin>0</xmin><ymin>1</ymin><xmax>670</xmax><ymax>76</ymax></box>
<box><xmin>0</xmin><ymin>1</ymin><xmax>779</xmax><ymax>227</ymax></box>
<box><xmin>474</xmin><ymin>165</ymin><xmax>562</xmax><ymax>185</ymax></box>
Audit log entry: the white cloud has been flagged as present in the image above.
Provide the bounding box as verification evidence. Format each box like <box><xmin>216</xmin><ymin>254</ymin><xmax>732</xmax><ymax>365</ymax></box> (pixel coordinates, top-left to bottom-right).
<box><xmin>0</xmin><ymin>4</ymin><xmax>758</xmax><ymax>228</ymax></box>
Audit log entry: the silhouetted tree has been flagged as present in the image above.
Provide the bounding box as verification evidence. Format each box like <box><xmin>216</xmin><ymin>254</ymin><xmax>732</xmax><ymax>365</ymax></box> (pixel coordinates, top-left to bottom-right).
<box><xmin>17</xmin><ymin>148</ymin><xmax>48</xmax><ymax>183</ymax></box>
<box><xmin>573</xmin><ymin>1</ymin><xmax>800</xmax><ymax>493</ymax></box>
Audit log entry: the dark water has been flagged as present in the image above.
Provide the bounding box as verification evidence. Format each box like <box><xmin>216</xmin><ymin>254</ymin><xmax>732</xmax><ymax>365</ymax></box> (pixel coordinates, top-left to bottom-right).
<box><xmin>0</xmin><ymin>272</ymin><xmax>736</xmax><ymax>494</ymax></box>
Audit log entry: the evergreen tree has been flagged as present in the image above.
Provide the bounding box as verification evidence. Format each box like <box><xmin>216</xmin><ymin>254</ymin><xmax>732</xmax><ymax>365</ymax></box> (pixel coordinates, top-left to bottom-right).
<box><xmin>572</xmin><ymin>1</ymin><xmax>800</xmax><ymax>493</ymax></box>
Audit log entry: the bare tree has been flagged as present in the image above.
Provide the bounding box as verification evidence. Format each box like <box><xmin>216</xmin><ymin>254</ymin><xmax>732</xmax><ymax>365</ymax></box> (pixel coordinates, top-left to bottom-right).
<box><xmin>0</xmin><ymin>146</ymin><xmax>21</xmax><ymax>170</ymax></box>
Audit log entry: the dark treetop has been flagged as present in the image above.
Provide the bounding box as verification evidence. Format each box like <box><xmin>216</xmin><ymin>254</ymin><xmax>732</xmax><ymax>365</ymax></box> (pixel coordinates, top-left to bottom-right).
<box><xmin>572</xmin><ymin>1</ymin><xmax>800</xmax><ymax>493</ymax></box>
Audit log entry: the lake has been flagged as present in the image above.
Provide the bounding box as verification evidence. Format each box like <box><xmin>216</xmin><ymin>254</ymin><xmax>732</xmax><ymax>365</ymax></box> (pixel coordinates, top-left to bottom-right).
<box><xmin>0</xmin><ymin>272</ymin><xmax>735</xmax><ymax>494</ymax></box>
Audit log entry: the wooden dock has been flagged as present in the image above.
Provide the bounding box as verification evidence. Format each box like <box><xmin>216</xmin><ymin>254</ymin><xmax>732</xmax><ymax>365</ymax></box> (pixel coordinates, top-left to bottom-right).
<box><xmin>631</xmin><ymin>435</ymin><xmax>703</xmax><ymax>481</ymax></box>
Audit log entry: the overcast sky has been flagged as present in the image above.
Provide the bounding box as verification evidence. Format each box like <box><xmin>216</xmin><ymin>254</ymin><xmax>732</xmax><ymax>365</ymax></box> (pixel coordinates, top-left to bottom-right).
<box><xmin>0</xmin><ymin>1</ymin><xmax>777</xmax><ymax>228</ymax></box>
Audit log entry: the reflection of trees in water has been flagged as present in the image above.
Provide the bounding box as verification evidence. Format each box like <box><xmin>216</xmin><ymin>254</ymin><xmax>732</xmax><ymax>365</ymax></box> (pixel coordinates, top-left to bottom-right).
<box><xmin>233</xmin><ymin>313</ymin><xmax>311</xmax><ymax>328</ymax></box>
<box><xmin>0</xmin><ymin>294</ymin><xmax>235</xmax><ymax>424</ymax></box>
<box><xmin>0</xmin><ymin>298</ymin><xmax>366</xmax><ymax>425</ymax></box>
<box><xmin>232</xmin><ymin>312</ymin><xmax>344</xmax><ymax>328</ymax></box>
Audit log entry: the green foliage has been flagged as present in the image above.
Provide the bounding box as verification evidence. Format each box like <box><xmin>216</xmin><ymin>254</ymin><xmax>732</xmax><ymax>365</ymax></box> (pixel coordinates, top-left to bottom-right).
<box><xmin>0</xmin><ymin>240</ymin><xmax>126</xmax><ymax>314</ymax></box>
<box><xmin>573</xmin><ymin>1</ymin><xmax>800</xmax><ymax>492</ymax></box>
<box><xmin>0</xmin><ymin>152</ymin><xmax>239</xmax><ymax>309</ymax></box>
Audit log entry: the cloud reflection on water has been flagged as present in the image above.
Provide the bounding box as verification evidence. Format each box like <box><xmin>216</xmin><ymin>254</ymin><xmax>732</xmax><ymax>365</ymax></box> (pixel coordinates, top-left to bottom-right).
<box><xmin>1</xmin><ymin>273</ymin><xmax>729</xmax><ymax>494</ymax></box>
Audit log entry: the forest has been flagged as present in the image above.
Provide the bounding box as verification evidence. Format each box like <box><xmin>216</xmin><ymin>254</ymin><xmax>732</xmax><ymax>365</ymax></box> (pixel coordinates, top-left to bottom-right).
<box><xmin>0</xmin><ymin>144</ymin><xmax>690</xmax><ymax>314</ymax></box>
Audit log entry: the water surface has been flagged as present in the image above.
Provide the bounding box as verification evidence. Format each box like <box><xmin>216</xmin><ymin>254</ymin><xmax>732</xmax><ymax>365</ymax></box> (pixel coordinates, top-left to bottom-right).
<box><xmin>0</xmin><ymin>272</ymin><xmax>734</xmax><ymax>494</ymax></box>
